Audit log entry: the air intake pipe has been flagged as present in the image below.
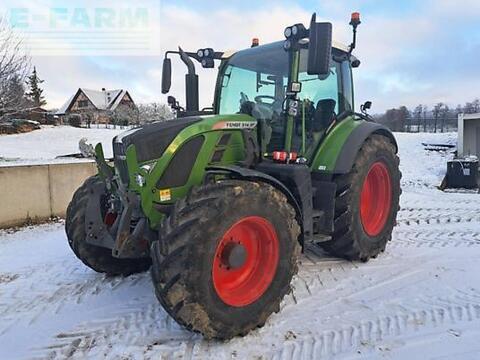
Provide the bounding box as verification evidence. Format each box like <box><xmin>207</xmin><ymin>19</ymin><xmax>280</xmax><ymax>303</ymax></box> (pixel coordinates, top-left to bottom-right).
<box><xmin>178</xmin><ymin>46</ymin><xmax>199</xmax><ymax>112</ymax></box>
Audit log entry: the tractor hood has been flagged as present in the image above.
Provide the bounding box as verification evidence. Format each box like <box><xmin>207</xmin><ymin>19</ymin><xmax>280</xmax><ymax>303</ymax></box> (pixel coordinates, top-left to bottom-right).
<box><xmin>113</xmin><ymin>116</ymin><xmax>202</xmax><ymax>163</ymax></box>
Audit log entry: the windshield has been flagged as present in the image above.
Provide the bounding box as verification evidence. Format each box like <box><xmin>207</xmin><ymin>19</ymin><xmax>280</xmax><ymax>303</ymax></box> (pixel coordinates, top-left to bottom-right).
<box><xmin>217</xmin><ymin>41</ymin><xmax>353</xmax><ymax>154</ymax></box>
<box><xmin>218</xmin><ymin>41</ymin><xmax>352</xmax><ymax>114</ymax></box>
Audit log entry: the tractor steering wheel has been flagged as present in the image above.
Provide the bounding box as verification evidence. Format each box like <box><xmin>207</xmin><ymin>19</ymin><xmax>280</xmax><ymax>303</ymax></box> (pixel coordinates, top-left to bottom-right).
<box><xmin>240</xmin><ymin>92</ymin><xmax>250</xmax><ymax>104</ymax></box>
<box><xmin>254</xmin><ymin>95</ymin><xmax>276</xmax><ymax>104</ymax></box>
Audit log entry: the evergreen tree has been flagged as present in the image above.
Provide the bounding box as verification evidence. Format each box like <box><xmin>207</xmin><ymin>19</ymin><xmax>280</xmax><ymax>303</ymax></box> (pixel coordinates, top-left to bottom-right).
<box><xmin>25</xmin><ymin>67</ymin><xmax>46</xmax><ymax>107</ymax></box>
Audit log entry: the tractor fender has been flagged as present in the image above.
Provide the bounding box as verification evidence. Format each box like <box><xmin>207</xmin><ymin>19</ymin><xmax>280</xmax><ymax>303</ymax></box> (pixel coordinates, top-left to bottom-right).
<box><xmin>205</xmin><ymin>165</ymin><xmax>303</xmax><ymax>223</ymax></box>
<box><xmin>333</xmin><ymin>121</ymin><xmax>398</xmax><ymax>174</ymax></box>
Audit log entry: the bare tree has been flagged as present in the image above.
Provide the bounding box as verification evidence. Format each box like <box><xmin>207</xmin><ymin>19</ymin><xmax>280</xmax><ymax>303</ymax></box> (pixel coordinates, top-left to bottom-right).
<box><xmin>440</xmin><ymin>104</ymin><xmax>449</xmax><ymax>133</ymax></box>
<box><xmin>422</xmin><ymin>105</ymin><xmax>428</xmax><ymax>132</ymax></box>
<box><xmin>464</xmin><ymin>99</ymin><xmax>479</xmax><ymax>114</ymax></box>
<box><xmin>472</xmin><ymin>99</ymin><xmax>480</xmax><ymax>113</ymax></box>
<box><xmin>413</xmin><ymin>105</ymin><xmax>423</xmax><ymax>132</ymax></box>
<box><xmin>111</xmin><ymin>105</ymin><xmax>140</xmax><ymax>128</ymax></box>
<box><xmin>377</xmin><ymin>106</ymin><xmax>410</xmax><ymax>132</ymax></box>
<box><xmin>0</xmin><ymin>17</ymin><xmax>30</xmax><ymax>118</ymax></box>
<box><xmin>137</xmin><ymin>103</ymin><xmax>173</xmax><ymax>124</ymax></box>
<box><xmin>455</xmin><ymin>104</ymin><xmax>463</xmax><ymax>116</ymax></box>
<box><xmin>433</xmin><ymin>103</ymin><xmax>444</xmax><ymax>133</ymax></box>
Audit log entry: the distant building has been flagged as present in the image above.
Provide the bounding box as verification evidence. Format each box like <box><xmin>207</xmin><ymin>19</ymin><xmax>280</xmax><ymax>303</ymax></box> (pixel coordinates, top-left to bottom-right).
<box><xmin>56</xmin><ymin>88</ymin><xmax>136</xmax><ymax>125</ymax></box>
<box><xmin>7</xmin><ymin>107</ymin><xmax>49</xmax><ymax>124</ymax></box>
<box><xmin>458</xmin><ymin>113</ymin><xmax>480</xmax><ymax>158</ymax></box>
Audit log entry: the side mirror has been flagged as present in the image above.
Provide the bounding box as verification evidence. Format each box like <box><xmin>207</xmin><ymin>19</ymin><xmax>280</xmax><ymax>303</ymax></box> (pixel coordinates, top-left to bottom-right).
<box><xmin>307</xmin><ymin>14</ymin><xmax>332</xmax><ymax>76</ymax></box>
<box><xmin>361</xmin><ymin>101</ymin><xmax>372</xmax><ymax>114</ymax></box>
<box><xmin>162</xmin><ymin>58</ymin><xmax>172</xmax><ymax>94</ymax></box>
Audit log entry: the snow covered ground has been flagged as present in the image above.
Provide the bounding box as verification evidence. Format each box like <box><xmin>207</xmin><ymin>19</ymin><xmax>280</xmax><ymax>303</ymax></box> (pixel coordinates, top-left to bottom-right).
<box><xmin>0</xmin><ymin>124</ymin><xmax>456</xmax><ymax>171</ymax></box>
<box><xmin>2</xmin><ymin>132</ymin><xmax>480</xmax><ymax>360</ymax></box>
<box><xmin>0</xmin><ymin>126</ymin><xmax>127</xmax><ymax>166</ymax></box>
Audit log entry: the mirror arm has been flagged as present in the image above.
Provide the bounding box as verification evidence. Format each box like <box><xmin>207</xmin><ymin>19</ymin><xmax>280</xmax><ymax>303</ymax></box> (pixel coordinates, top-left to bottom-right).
<box><xmin>355</xmin><ymin>111</ymin><xmax>374</xmax><ymax>122</ymax></box>
<box><xmin>337</xmin><ymin>110</ymin><xmax>354</xmax><ymax>121</ymax></box>
<box><xmin>178</xmin><ymin>47</ymin><xmax>196</xmax><ymax>75</ymax></box>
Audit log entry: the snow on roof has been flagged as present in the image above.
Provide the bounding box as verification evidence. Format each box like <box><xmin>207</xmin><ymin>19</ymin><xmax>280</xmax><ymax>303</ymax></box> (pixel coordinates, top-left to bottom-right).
<box><xmin>56</xmin><ymin>88</ymin><xmax>129</xmax><ymax>114</ymax></box>
<box><xmin>332</xmin><ymin>40</ymin><xmax>350</xmax><ymax>53</ymax></box>
<box><xmin>56</xmin><ymin>94</ymin><xmax>75</xmax><ymax>115</ymax></box>
<box><xmin>462</xmin><ymin>113</ymin><xmax>480</xmax><ymax>120</ymax></box>
<box><xmin>81</xmin><ymin>88</ymin><xmax>123</xmax><ymax>110</ymax></box>
<box><xmin>109</xmin><ymin>90</ymin><xmax>128</xmax><ymax>110</ymax></box>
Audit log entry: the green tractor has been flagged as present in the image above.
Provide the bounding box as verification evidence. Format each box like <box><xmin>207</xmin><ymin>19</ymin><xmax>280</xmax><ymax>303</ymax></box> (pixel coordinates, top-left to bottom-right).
<box><xmin>66</xmin><ymin>12</ymin><xmax>400</xmax><ymax>339</ymax></box>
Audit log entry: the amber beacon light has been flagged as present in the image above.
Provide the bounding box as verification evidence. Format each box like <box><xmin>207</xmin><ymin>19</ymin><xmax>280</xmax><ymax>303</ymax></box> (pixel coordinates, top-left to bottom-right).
<box><xmin>350</xmin><ymin>12</ymin><xmax>361</xmax><ymax>26</ymax></box>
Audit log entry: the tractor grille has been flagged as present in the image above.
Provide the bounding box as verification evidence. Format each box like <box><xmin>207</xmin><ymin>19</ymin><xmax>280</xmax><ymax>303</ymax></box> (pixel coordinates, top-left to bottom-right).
<box><xmin>113</xmin><ymin>140</ymin><xmax>129</xmax><ymax>185</ymax></box>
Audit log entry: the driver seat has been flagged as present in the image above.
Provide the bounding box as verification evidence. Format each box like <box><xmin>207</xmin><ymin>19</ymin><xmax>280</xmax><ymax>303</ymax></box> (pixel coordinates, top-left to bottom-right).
<box><xmin>313</xmin><ymin>99</ymin><xmax>336</xmax><ymax>131</ymax></box>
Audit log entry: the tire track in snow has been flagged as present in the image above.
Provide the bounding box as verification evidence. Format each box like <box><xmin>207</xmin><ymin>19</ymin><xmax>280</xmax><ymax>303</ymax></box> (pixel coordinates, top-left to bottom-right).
<box><xmin>400</xmin><ymin>197</ymin><xmax>480</xmax><ymax>207</ymax></box>
<box><xmin>19</xmin><ymin>239</ymin><xmax>480</xmax><ymax>360</ymax></box>
<box><xmin>393</xmin><ymin>198</ymin><xmax>480</xmax><ymax>248</ymax></box>
<box><xmin>33</xmin><ymin>303</ymin><xmax>196</xmax><ymax>360</ymax></box>
<box><xmin>0</xmin><ymin>261</ymin><xmax>150</xmax><ymax>328</ymax></box>
<box><xmin>269</xmin><ymin>302</ymin><xmax>480</xmax><ymax>360</ymax></box>
<box><xmin>392</xmin><ymin>229</ymin><xmax>480</xmax><ymax>248</ymax></box>
<box><xmin>33</xmin><ymin>247</ymin><xmax>404</xmax><ymax>359</ymax></box>
<box><xmin>396</xmin><ymin>207</ymin><xmax>480</xmax><ymax>226</ymax></box>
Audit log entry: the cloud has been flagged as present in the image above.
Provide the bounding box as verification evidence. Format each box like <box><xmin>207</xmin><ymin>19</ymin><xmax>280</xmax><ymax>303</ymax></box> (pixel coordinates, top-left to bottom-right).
<box><xmin>1</xmin><ymin>0</ymin><xmax>478</xmax><ymax>112</ymax></box>
<box><xmin>158</xmin><ymin>3</ymin><xmax>479</xmax><ymax>112</ymax></box>
<box><xmin>157</xmin><ymin>4</ymin><xmax>314</xmax><ymax>108</ymax></box>
<box><xmin>322</xmin><ymin>0</ymin><xmax>480</xmax><ymax>111</ymax></box>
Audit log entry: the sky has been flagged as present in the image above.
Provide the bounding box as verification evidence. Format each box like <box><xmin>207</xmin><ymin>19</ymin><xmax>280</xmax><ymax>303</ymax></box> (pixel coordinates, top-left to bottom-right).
<box><xmin>1</xmin><ymin>0</ymin><xmax>479</xmax><ymax>113</ymax></box>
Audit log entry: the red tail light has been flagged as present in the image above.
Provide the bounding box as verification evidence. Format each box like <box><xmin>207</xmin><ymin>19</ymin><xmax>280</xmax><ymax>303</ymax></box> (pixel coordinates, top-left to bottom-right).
<box><xmin>273</xmin><ymin>151</ymin><xmax>297</xmax><ymax>163</ymax></box>
<box><xmin>273</xmin><ymin>151</ymin><xmax>287</xmax><ymax>162</ymax></box>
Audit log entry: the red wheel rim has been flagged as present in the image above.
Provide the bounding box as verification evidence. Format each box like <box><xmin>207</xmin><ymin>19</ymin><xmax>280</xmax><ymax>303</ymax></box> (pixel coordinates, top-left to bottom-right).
<box><xmin>212</xmin><ymin>216</ymin><xmax>279</xmax><ymax>307</ymax></box>
<box><xmin>360</xmin><ymin>161</ymin><xmax>392</xmax><ymax>236</ymax></box>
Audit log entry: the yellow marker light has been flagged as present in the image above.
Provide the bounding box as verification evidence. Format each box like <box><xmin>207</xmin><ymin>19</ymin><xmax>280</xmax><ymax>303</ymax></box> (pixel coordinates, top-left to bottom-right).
<box><xmin>159</xmin><ymin>189</ymin><xmax>172</xmax><ymax>202</ymax></box>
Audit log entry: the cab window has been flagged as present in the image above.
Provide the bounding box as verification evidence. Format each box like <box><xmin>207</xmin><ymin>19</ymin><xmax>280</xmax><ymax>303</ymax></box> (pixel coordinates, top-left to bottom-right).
<box><xmin>297</xmin><ymin>65</ymin><xmax>340</xmax><ymax>114</ymax></box>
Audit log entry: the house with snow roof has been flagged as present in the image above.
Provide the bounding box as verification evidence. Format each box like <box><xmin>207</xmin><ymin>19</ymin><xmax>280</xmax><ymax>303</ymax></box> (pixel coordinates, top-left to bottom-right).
<box><xmin>57</xmin><ymin>88</ymin><xmax>136</xmax><ymax>125</ymax></box>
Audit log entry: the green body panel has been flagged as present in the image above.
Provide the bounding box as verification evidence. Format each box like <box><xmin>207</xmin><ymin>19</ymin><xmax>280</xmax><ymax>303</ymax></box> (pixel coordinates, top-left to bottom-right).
<box><xmin>123</xmin><ymin>113</ymin><xmax>255</xmax><ymax>229</ymax></box>
<box><xmin>310</xmin><ymin>116</ymin><xmax>361</xmax><ymax>172</ymax></box>
<box><xmin>94</xmin><ymin>113</ymin><xmax>362</xmax><ymax>230</ymax></box>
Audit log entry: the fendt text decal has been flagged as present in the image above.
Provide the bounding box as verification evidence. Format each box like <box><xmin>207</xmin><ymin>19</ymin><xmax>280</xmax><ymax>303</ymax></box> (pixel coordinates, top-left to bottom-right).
<box><xmin>213</xmin><ymin>121</ymin><xmax>257</xmax><ymax>130</ymax></box>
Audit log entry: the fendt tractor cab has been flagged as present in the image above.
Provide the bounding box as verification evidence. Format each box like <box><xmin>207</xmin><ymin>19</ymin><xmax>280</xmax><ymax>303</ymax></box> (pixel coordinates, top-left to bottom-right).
<box><xmin>66</xmin><ymin>13</ymin><xmax>401</xmax><ymax>339</ymax></box>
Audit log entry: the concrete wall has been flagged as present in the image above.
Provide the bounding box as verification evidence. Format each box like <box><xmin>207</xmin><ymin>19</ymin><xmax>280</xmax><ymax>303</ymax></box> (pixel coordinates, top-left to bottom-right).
<box><xmin>0</xmin><ymin>162</ymin><xmax>97</xmax><ymax>228</ymax></box>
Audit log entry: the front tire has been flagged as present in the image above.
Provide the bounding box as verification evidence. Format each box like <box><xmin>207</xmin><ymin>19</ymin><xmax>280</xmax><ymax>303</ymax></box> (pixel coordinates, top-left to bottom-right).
<box><xmin>320</xmin><ymin>134</ymin><xmax>401</xmax><ymax>261</ymax></box>
<box><xmin>150</xmin><ymin>180</ymin><xmax>300</xmax><ymax>339</ymax></box>
<box><xmin>66</xmin><ymin>175</ymin><xmax>151</xmax><ymax>276</ymax></box>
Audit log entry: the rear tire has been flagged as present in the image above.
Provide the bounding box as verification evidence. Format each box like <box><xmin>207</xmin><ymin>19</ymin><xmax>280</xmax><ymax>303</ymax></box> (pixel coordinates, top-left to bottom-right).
<box><xmin>150</xmin><ymin>180</ymin><xmax>300</xmax><ymax>339</ymax></box>
<box><xmin>320</xmin><ymin>134</ymin><xmax>401</xmax><ymax>261</ymax></box>
<box><xmin>66</xmin><ymin>175</ymin><xmax>151</xmax><ymax>276</ymax></box>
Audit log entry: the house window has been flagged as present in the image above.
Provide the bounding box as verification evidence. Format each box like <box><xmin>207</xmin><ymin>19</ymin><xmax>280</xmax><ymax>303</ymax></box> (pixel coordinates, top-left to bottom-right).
<box><xmin>78</xmin><ymin>100</ymin><xmax>89</xmax><ymax>108</ymax></box>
